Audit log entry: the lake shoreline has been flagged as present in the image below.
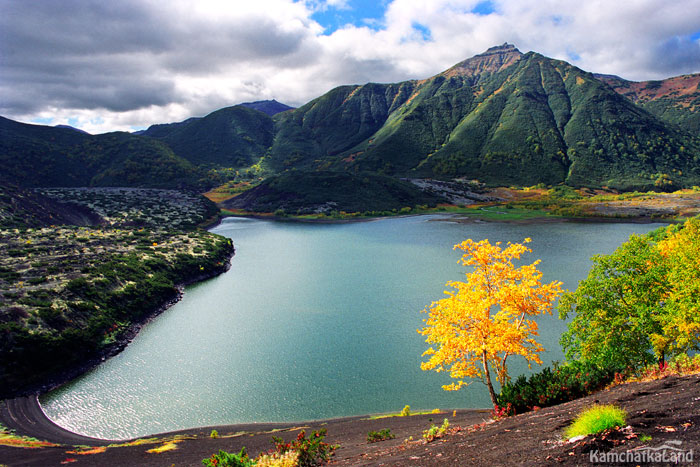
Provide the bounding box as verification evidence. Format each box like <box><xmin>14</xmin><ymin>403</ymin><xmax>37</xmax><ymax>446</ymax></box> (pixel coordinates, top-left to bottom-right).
<box><xmin>2</xmin><ymin>249</ymin><xmax>234</xmax><ymax>401</ymax></box>
<box><xmin>1</xmin><ymin>393</ymin><xmax>490</xmax><ymax>446</ymax></box>
<box><xmin>222</xmin><ymin>211</ymin><xmax>677</xmax><ymax>226</ymax></box>
<box><xmin>2</xmin><ymin>374</ymin><xmax>698</xmax><ymax>466</ymax></box>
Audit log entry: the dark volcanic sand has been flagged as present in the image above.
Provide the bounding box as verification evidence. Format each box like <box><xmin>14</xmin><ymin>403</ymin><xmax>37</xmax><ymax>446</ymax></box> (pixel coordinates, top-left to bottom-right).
<box><xmin>1</xmin><ymin>374</ymin><xmax>698</xmax><ymax>466</ymax></box>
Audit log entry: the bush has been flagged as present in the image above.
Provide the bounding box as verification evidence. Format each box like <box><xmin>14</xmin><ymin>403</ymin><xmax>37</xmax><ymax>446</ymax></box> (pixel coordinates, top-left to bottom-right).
<box><xmin>400</xmin><ymin>405</ymin><xmax>411</xmax><ymax>417</ymax></box>
<box><xmin>255</xmin><ymin>450</ymin><xmax>299</xmax><ymax>467</ymax></box>
<box><xmin>367</xmin><ymin>429</ymin><xmax>395</xmax><ymax>443</ymax></box>
<box><xmin>202</xmin><ymin>448</ymin><xmax>255</xmax><ymax>467</ymax></box>
<box><xmin>271</xmin><ymin>429</ymin><xmax>338</xmax><ymax>467</ymax></box>
<box><xmin>565</xmin><ymin>405</ymin><xmax>627</xmax><ymax>439</ymax></box>
<box><xmin>497</xmin><ymin>361</ymin><xmax>624</xmax><ymax>415</ymax></box>
<box><xmin>422</xmin><ymin>418</ymin><xmax>449</xmax><ymax>443</ymax></box>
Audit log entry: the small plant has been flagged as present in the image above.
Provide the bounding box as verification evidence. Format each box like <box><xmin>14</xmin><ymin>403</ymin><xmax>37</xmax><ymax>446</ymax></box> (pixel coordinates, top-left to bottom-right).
<box><xmin>367</xmin><ymin>429</ymin><xmax>395</xmax><ymax>443</ymax></box>
<box><xmin>210</xmin><ymin>429</ymin><xmax>219</xmax><ymax>439</ymax></box>
<box><xmin>423</xmin><ymin>418</ymin><xmax>450</xmax><ymax>443</ymax></box>
<box><xmin>400</xmin><ymin>405</ymin><xmax>411</xmax><ymax>417</ymax></box>
<box><xmin>271</xmin><ymin>429</ymin><xmax>338</xmax><ymax>467</ymax></box>
<box><xmin>255</xmin><ymin>450</ymin><xmax>299</xmax><ymax>467</ymax></box>
<box><xmin>202</xmin><ymin>447</ymin><xmax>255</xmax><ymax>467</ymax></box>
<box><xmin>638</xmin><ymin>433</ymin><xmax>652</xmax><ymax>442</ymax></box>
<box><xmin>491</xmin><ymin>403</ymin><xmax>514</xmax><ymax>419</ymax></box>
<box><xmin>565</xmin><ymin>405</ymin><xmax>627</xmax><ymax>439</ymax></box>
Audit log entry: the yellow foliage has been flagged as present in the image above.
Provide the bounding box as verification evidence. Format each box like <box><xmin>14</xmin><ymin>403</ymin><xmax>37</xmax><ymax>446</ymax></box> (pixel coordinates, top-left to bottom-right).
<box><xmin>146</xmin><ymin>440</ymin><xmax>180</xmax><ymax>453</ymax></box>
<box><xmin>255</xmin><ymin>450</ymin><xmax>300</xmax><ymax>467</ymax></box>
<box><xmin>656</xmin><ymin>218</ymin><xmax>700</xmax><ymax>354</ymax></box>
<box><xmin>65</xmin><ymin>446</ymin><xmax>108</xmax><ymax>455</ymax></box>
<box><xmin>419</xmin><ymin>238</ymin><xmax>562</xmax><ymax>406</ymax></box>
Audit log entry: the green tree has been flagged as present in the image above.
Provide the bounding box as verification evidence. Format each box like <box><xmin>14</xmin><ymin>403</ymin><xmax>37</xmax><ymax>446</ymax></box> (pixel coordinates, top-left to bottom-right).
<box><xmin>560</xmin><ymin>219</ymin><xmax>700</xmax><ymax>370</ymax></box>
<box><xmin>559</xmin><ymin>234</ymin><xmax>668</xmax><ymax>369</ymax></box>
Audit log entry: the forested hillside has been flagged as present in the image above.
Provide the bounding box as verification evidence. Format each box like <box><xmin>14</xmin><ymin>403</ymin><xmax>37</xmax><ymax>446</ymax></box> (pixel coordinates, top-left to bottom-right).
<box><xmin>0</xmin><ymin>117</ymin><xmax>205</xmax><ymax>189</ymax></box>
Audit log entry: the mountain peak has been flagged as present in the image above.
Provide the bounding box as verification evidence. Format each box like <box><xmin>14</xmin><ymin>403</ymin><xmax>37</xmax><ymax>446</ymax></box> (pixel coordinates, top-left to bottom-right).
<box><xmin>239</xmin><ymin>99</ymin><xmax>294</xmax><ymax>116</ymax></box>
<box><xmin>482</xmin><ymin>43</ymin><xmax>521</xmax><ymax>55</ymax></box>
<box><xmin>441</xmin><ymin>43</ymin><xmax>522</xmax><ymax>80</ymax></box>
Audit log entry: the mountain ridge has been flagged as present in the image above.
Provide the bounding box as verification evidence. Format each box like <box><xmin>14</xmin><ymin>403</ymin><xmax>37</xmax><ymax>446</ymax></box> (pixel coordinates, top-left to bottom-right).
<box><xmin>2</xmin><ymin>46</ymin><xmax>699</xmax><ymax>195</ymax></box>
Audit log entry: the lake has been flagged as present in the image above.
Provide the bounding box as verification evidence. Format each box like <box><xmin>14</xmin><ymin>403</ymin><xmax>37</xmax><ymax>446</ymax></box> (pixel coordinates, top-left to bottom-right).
<box><xmin>41</xmin><ymin>215</ymin><xmax>665</xmax><ymax>439</ymax></box>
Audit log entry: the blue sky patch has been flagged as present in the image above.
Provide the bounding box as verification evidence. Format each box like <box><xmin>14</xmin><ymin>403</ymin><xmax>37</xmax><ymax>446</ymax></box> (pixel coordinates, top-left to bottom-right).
<box><xmin>567</xmin><ymin>48</ymin><xmax>581</xmax><ymax>62</ymax></box>
<box><xmin>472</xmin><ymin>1</ymin><xmax>495</xmax><ymax>16</ymax></box>
<box><xmin>412</xmin><ymin>22</ymin><xmax>432</xmax><ymax>41</ymax></box>
<box><xmin>691</xmin><ymin>30</ymin><xmax>700</xmax><ymax>41</ymax></box>
<box><xmin>311</xmin><ymin>0</ymin><xmax>387</xmax><ymax>34</ymax></box>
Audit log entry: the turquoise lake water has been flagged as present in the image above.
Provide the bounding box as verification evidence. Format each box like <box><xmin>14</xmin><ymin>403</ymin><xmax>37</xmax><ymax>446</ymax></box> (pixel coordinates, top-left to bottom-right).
<box><xmin>41</xmin><ymin>215</ymin><xmax>665</xmax><ymax>439</ymax></box>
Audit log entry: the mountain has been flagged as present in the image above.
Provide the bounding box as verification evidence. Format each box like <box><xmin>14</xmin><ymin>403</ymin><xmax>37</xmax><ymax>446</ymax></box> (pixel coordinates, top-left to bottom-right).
<box><xmin>0</xmin><ymin>117</ymin><xmax>204</xmax><ymax>189</ymax></box>
<box><xmin>595</xmin><ymin>73</ymin><xmax>700</xmax><ymax>135</ymax></box>
<box><xmin>240</xmin><ymin>99</ymin><xmax>294</xmax><ymax>116</ymax></box>
<box><xmin>269</xmin><ymin>44</ymin><xmax>700</xmax><ymax>190</ymax></box>
<box><xmin>140</xmin><ymin>105</ymin><xmax>275</xmax><ymax>168</ymax></box>
<box><xmin>54</xmin><ymin>124</ymin><xmax>90</xmax><ymax>134</ymax></box>
<box><xmin>2</xmin><ymin>46</ymin><xmax>700</xmax><ymax>195</ymax></box>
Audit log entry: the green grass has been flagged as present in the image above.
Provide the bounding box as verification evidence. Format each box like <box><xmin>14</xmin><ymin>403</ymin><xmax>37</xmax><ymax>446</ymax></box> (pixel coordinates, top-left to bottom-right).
<box><xmin>565</xmin><ymin>405</ymin><xmax>627</xmax><ymax>439</ymax></box>
<box><xmin>447</xmin><ymin>205</ymin><xmax>555</xmax><ymax>221</ymax></box>
<box><xmin>367</xmin><ymin>409</ymin><xmax>442</xmax><ymax>420</ymax></box>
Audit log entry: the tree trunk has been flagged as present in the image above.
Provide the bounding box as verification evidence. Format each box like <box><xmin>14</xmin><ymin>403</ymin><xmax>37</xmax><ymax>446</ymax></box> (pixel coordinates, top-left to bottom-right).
<box><xmin>482</xmin><ymin>350</ymin><xmax>498</xmax><ymax>408</ymax></box>
<box><xmin>658</xmin><ymin>350</ymin><xmax>666</xmax><ymax>370</ymax></box>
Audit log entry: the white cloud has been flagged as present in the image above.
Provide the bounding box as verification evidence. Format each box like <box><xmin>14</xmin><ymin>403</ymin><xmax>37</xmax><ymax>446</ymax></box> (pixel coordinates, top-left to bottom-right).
<box><xmin>1</xmin><ymin>0</ymin><xmax>698</xmax><ymax>133</ymax></box>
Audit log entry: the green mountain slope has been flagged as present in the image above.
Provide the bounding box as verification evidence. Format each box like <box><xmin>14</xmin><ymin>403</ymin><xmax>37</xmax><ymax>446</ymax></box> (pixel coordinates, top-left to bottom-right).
<box><xmin>0</xmin><ymin>117</ymin><xmax>203</xmax><ymax>189</ymax></box>
<box><xmin>596</xmin><ymin>73</ymin><xmax>700</xmax><ymax>135</ymax></box>
<box><xmin>223</xmin><ymin>171</ymin><xmax>444</xmax><ymax>214</ymax></box>
<box><xmin>269</xmin><ymin>45</ymin><xmax>700</xmax><ymax>190</ymax></box>
<box><xmin>420</xmin><ymin>51</ymin><xmax>700</xmax><ymax>190</ymax></box>
<box><xmin>142</xmin><ymin>105</ymin><xmax>274</xmax><ymax>168</ymax></box>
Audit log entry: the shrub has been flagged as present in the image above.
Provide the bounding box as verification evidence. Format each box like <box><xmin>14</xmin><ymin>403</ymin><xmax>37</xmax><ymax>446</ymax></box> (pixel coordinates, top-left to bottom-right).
<box><xmin>422</xmin><ymin>418</ymin><xmax>449</xmax><ymax>443</ymax></box>
<box><xmin>210</xmin><ymin>429</ymin><xmax>218</xmax><ymax>439</ymax></box>
<box><xmin>565</xmin><ymin>405</ymin><xmax>627</xmax><ymax>439</ymax></box>
<box><xmin>202</xmin><ymin>448</ymin><xmax>255</xmax><ymax>467</ymax></box>
<box><xmin>400</xmin><ymin>405</ymin><xmax>411</xmax><ymax>417</ymax></box>
<box><xmin>367</xmin><ymin>429</ymin><xmax>395</xmax><ymax>443</ymax></box>
<box><xmin>255</xmin><ymin>450</ymin><xmax>299</xmax><ymax>467</ymax></box>
<box><xmin>271</xmin><ymin>429</ymin><xmax>338</xmax><ymax>467</ymax></box>
<box><xmin>497</xmin><ymin>361</ymin><xmax>623</xmax><ymax>415</ymax></box>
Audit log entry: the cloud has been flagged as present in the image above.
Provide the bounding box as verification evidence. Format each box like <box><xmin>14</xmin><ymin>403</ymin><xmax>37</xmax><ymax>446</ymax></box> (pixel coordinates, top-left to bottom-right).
<box><xmin>1</xmin><ymin>0</ymin><xmax>699</xmax><ymax>133</ymax></box>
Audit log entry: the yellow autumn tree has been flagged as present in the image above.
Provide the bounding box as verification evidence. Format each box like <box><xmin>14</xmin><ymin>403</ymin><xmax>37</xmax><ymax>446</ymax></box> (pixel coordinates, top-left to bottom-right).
<box><xmin>419</xmin><ymin>238</ymin><xmax>562</xmax><ymax>408</ymax></box>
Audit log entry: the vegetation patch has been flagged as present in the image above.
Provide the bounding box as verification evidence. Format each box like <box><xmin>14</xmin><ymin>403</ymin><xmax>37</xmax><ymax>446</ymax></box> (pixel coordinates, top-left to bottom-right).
<box><xmin>497</xmin><ymin>361</ymin><xmax>623</xmax><ymax>415</ymax></box>
<box><xmin>565</xmin><ymin>405</ymin><xmax>627</xmax><ymax>439</ymax></box>
<box><xmin>202</xmin><ymin>428</ymin><xmax>338</xmax><ymax>467</ymax></box>
<box><xmin>146</xmin><ymin>440</ymin><xmax>180</xmax><ymax>453</ymax></box>
<box><xmin>367</xmin><ymin>429</ymin><xmax>395</xmax><ymax>443</ymax></box>
<box><xmin>0</xmin><ymin>423</ymin><xmax>59</xmax><ymax>448</ymax></box>
<box><xmin>422</xmin><ymin>418</ymin><xmax>450</xmax><ymax>443</ymax></box>
<box><xmin>0</xmin><ymin>225</ymin><xmax>233</xmax><ymax>397</ymax></box>
<box><xmin>38</xmin><ymin>187</ymin><xmax>219</xmax><ymax>230</ymax></box>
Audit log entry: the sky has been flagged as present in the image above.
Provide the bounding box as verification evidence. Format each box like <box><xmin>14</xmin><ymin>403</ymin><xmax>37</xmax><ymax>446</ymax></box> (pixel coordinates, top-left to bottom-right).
<box><xmin>1</xmin><ymin>0</ymin><xmax>699</xmax><ymax>134</ymax></box>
